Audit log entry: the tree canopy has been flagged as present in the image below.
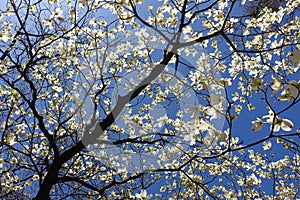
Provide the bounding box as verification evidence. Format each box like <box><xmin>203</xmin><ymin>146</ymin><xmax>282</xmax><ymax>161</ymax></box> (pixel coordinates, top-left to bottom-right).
<box><xmin>0</xmin><ymin>0</ymin><xmax>299</xmax><ymax>199</ymax></box>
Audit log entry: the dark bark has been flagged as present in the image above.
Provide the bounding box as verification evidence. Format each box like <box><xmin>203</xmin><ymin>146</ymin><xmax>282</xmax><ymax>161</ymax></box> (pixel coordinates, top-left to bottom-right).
<box><xmin>33</xmin><ymin>51</ymin><xmax>175</xmax><ymax>199</ymax></box>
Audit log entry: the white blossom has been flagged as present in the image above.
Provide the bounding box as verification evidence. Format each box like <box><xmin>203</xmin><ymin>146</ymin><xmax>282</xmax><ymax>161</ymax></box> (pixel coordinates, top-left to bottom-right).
<box><xmin>262</xmin><ymin>141</ymin><xmax>272</xmax><ymax>150</ymax></box>
<box><xmin>250</xmin><ymin>78</ymin><xmax>263</xmax><ymax>92</ymax></box>
<box><xmin>278</xmin><ymin>80</ymin><xmax>299</xmax><ymax>101</ymax></box>
<box><xmin>289</xmin><ymin>49</ymin><xmax>300</xmax><ymax>63</ymax></box>
<box><xmin>252</xmin><ymin>118</ymin><xmax>263</xmax><ymax>131</ymax></box>
<box><xmin>52</xmin><ymin>86</ymin><xmax>63</xmax><ymax>93</ymax></box>
<box><xmin>135</xmin><ymin>189</ymin><xmax>147</xmax><ymax>199</ymax></box>
<box><xmin>272</xmin><ymin>118</ymin><xmax>293</xmax><ymax>132</ymax></box>
<box><xmin>270</xmin><ymin>76</ymin><xmax>282</xmax><ymax>94</ymax></box>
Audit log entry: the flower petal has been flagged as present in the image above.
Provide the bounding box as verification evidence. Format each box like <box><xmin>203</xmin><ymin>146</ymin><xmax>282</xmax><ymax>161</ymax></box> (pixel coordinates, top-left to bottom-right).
<box><xmin>262</xmin><ymin>141</ymin><xmax>272</xmax><ymax>151</ymax></box>
<box><xmin>270</xmin><ymin>76</ymin><xmax>282</xmax><ymax>93</ymax></box>
<box><xmin>281</xmin><ymin>119</ymin><xmax>293</xmax><ymax>132</ymax></box>
<box><xmin>285</xmin><ymin>80</ymin><xmax>299</xmax><ymax>99</ymax></box>
<box><xmin>252</xmin><ymin>118</ymin><xmax>263</xmax><ymax>131</ymax></box>
<box><xmin>273</xmin><ymin>124</ymin><xmax>280</xmax><ymax>132</ymax></box>
<box><xmin>289</xmin><ymin>49</ymin><xmax>300</xmax><ymax>63</ymax></box>
<box><xmin>278</xmin><ymin>91</ymin><xmax>292</xmax><ymax>101</ymax></box>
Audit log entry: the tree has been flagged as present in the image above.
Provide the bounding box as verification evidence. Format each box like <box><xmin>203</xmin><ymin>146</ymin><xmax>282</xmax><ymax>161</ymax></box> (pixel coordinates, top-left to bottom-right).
<box><xmin>0</xmin><ymin>0</ymin><xmax>299</xmax><ymax>199</ymax></box>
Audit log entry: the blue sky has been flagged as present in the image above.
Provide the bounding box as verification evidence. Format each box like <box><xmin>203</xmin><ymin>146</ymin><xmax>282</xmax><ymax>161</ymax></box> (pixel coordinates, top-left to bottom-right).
<box><xmin>72</xmin><ymin>0</ymin><xmax>300</xmax><ymax>197</ymax></box>
<box><xmin>119</xmin><ymin>0</ymin><xmax>300</xmax><ymax>197</ymax></box>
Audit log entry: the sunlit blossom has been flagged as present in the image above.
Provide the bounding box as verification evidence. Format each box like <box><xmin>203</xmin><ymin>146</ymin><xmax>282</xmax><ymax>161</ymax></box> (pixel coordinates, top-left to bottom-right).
<box><xmin>270</xmin><ymin>76</ymin><xmax>282</xmax><ymax>94</ymax></box>
<box><xmin>271</xmin><ymin>118</ymin><xmax>294</xmax><ymax>132</ymax></box>
<box><xmin>262</xmin><ymin>141</ymin><xmax>272</xmax><ymax>150</ymax></box>
<box><xmin>278</xmin><ymin>80</ymin><xmax>299</xmax><ymax>101</ymax></box>
<box><xmin>252</xmin><ymin>118</ymin><xmax>263</xmax><ymax>131</ymax></box>
<box><xmin>249</xmin><ymin>78</ymin><xmax>263</xmax><ymax>92</ymax></box>
<box><xmin>289</xmin><ymin>49</ymin><xmax>300</xmax><ymax>63</ymax></box>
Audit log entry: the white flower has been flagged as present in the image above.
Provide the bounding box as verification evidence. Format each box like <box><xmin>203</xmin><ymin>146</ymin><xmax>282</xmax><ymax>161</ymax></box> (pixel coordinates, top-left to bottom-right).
<box><xmin>79</xmin><ymin>0</ymin><xmax>89</xmax><ymax>6</ymax></box>
<box><xmin>241</xmin><ymin>0</ymin><xmax>247</xmax><ymax>5</ymax></box>
<box><xmin>51</xmin><ymin>8</ymin><xmax>63</xmax><ymax>19</ymax></box>
<box><xmin>278</xmin><ymin>80</ymin><xmax>299</xmax><ymax>101</ymax></box>
<box><xmin>262</xmin><ymin>141</ymin><xmax>272</xmax><ymax>151</ymax></box>
<box><xmin>198</xmin><ymin>120</ymin><xmax>211</xmax><ymax>131</ymax></box>
<box><xmin>285</xmin><ymin>80</ymin><xmax>299</xmax><ymax>97</ymax></box>
<box><xmin>270</xmin><ymin>76</ymin><xmax>282</xmax><ymax>94</ymax></box>
<box><xmin>289</xmin><ymin>49</ymin><xmax>300</xmax><ymax>63</ymax></box>
<box><xmin>135</xmin><ymin>189</ymin><xmax>147</xmax><ymax>199</ymax></box>
<box><xmin>250</xmin><ymin>78</ymin><xmax>263</xmax><ymax>92</ymax></box>
<box><xmin>234</xmin><ymin>105</ymin><xmax>242</xmax><ymax>114</ymax></box>
<box><xmin>263</xmin><ymin>110</ymin><xmax>275</xmax><ymax>126</ymax></box>
<box><xmin>217</xmin><ymin>78</ymin><xmax>232</xmax><ymax>86</ymax></box>
<box><xmin>190</xmin><ymin>138</ymin><xmax>196</xmax><ymax>146</ymax></box>
<box><xmin>42</xmin><ymin>18</ymin><xmax>54</xmax><ymax>29</ymax></box>
<box><xmin>9</xmin><ymin>157</ymin><xmax>18</xmax><ymax>164</ymax></box>
<box><xmin>247</xmin><ymin>173</ymin><xmax>261</xmax><ymax>186</ymax></box>
<box><xmin>252</xmin><ymin>118</ymin><xmax>263</xmax><ymax>131</ymax></box>
<box><xmin>273</xmin><ymin>118</ymin><xmax>293</xmax><ymax>132</ymax></box>
<box><xmin>205</xmin><ymin>104</ymin><xmax>223</xmax><ymax>119</ymax></box>
<box><xmin>0</xmin><ymin>32</ymin><xmax>10</xmax><ymax>42</ymax></box>
<box><xmin>32</xmin><ymin>174</ymin><xmax>39</xmax><ymax>181</ymax></box>
<box><xmin>135</xmin><ymin>28</ymin><xmax>149</xmax><ymax>39</ymax></box>
<box><xmin>224</xmin><ymin>190</ymin><xmax>236</xmax><ymax>199</ymax></box>
<box><xmin>183</xmin><ymin>132</ymin><xmax>196</xmax><ymax>146</ymax></box>
<box><xmin>278</xmin><ymin>90</ymin><xmax>293</xmax><ymax>101</ymax></box>
<box><xmin>52</xmin><ymin>86</ymin><xmax>63</xmax><ymax>93</ymax></box>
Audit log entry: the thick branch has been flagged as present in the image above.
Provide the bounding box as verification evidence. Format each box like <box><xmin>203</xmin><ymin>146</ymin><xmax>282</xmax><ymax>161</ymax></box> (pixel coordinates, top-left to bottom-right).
<box><xmin>33</xmin><ymin>49</ymin><xmax>175</xmax><ymax>200</ymax></box>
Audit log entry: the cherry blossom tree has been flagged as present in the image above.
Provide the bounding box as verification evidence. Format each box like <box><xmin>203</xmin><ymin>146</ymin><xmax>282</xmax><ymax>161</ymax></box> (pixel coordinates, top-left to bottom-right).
<box><xmin>0</xmin><ymin>0</ymin><xmax>299</xmax><ymax>199</ymax></box>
